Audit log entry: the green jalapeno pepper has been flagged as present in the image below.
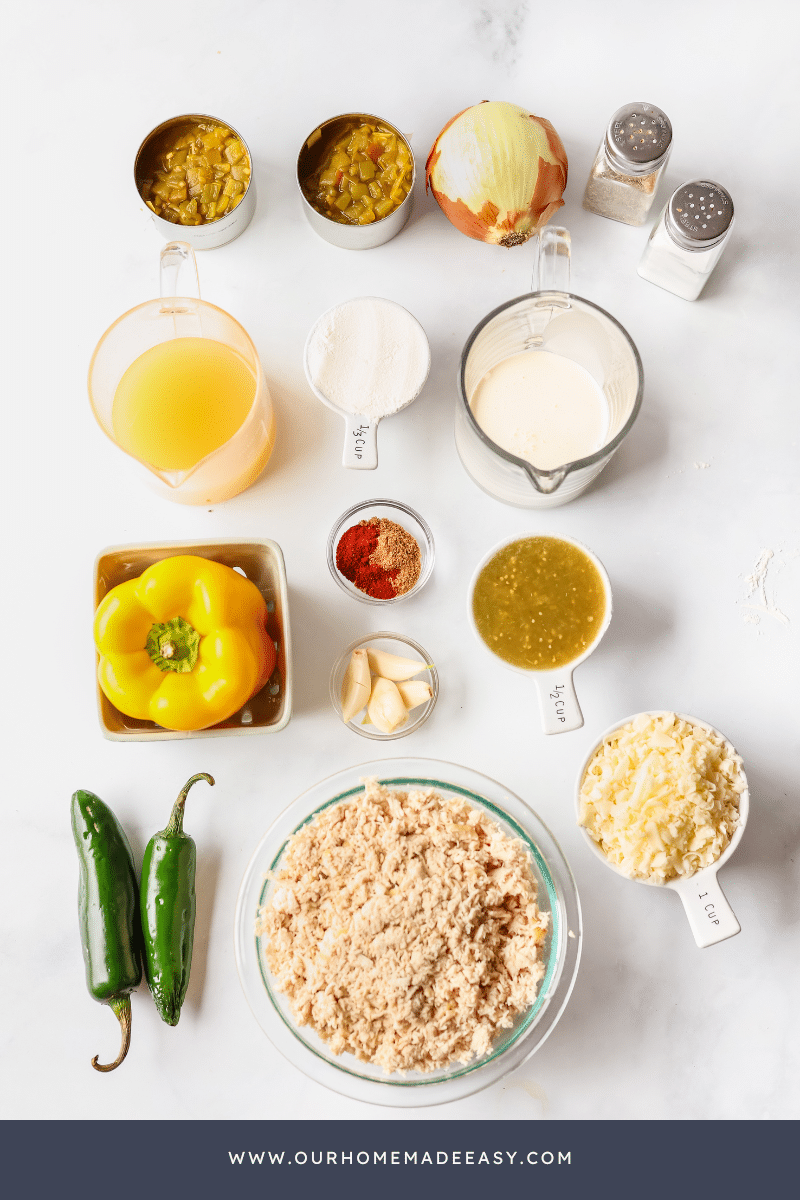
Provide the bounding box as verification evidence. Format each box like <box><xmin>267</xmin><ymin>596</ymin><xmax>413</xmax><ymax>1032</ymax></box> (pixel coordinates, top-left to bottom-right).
<box><xmin>71</xmin><ymin>790</ymin><xmax>142</xmax><ymax>1072</ymax></box>
<box><xmin>141</xmin><ymin>773</ymin><xmax>214</xmax><ymax>1026</ymax></box>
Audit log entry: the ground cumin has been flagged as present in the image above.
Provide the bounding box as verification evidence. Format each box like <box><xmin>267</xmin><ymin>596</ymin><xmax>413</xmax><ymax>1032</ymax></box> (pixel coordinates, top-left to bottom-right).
<box><xmin>336</xmin><ymin>517</ymin><xmax>421</xmax><ymax>598</ymax></box>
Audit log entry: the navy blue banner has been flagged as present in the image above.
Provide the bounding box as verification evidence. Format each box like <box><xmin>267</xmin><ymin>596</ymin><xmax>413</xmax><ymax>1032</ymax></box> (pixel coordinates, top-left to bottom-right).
<box><xmin>1</xmin><ymin>1120</ymin><xmax>792</xmax><ymax>1199</ymax></box>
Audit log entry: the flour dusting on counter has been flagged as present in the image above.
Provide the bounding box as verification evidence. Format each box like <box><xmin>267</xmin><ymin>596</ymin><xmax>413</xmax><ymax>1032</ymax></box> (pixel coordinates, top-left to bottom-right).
<box><xmin>740</xmin><ymin>549</ymin><xmax>789</xmax><ymax>627</ymax></box>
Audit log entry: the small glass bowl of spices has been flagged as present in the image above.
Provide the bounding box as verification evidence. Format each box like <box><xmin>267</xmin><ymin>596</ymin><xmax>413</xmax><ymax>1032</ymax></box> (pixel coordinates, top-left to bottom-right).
<box><xmin>327</xmin><ymin>499</ymin><xmax>434</xmax><ymax>605</ymax></box>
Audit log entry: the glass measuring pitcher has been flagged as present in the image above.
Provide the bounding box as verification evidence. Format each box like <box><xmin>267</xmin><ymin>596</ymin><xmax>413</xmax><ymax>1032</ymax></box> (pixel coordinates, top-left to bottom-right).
<box><xmin>455</xmin><ymin>227</ymin><xmax>643</xmax><ymax>508</ymax></box>
<box><xmin>88</xmin><ymin>242</ymin><xmax>275</xmax><ymax>505</ymax></box>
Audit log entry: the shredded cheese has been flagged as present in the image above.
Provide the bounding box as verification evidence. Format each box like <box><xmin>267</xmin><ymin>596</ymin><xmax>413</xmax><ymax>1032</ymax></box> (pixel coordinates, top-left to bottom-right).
<box><xmin>579</xmin><ymin>713</ymin><xmax>744</xmax><ymax>884</ymax></box>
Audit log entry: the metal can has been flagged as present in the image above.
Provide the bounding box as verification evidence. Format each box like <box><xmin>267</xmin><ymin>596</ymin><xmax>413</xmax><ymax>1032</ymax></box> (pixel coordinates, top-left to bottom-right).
<box><xmin>134</xmin><ymin>113</ymin><xmax>256</xmax><ymax>250</ymax></box>
<box><xmin>297</xmin><ymin>113</ymin><xmax>414</xmax><ymax>250</ymax></box>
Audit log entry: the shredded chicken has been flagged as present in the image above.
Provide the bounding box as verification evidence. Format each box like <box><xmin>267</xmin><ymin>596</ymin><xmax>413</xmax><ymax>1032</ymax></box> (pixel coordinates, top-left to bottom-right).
<box><xmin>256</xmin><ymin>779</ymin><xmax>548</xmax><ymax>1074</ymax></box>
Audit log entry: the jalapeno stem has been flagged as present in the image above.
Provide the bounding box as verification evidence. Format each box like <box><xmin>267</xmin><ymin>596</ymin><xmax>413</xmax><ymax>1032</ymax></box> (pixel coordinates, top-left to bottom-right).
<box><xmin>91</xmin><ymin>995</ymin><xmax>132</xmax><ymax>1073</ymax></box>
<box><xmin>163</xmin><ymin>773</ymin><xmax>215</xmax><ymax>837</ymax></box>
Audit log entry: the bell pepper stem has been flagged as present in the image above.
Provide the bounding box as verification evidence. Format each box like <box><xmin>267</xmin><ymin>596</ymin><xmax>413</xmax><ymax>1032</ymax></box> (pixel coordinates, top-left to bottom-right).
<box><xmin>163</xmin><ymin>773</ymin><xmax>215</xmax><ymax>838</ymax></box>
<box><xmin>91</xmin><ymin>995</ymin><xmax>132</xmax><ymax>1073</ymax></box>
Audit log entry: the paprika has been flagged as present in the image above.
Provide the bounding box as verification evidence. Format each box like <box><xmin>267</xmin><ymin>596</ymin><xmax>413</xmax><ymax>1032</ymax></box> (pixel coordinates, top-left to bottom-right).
<box><xmin>336</xmin><ymin>518</ymin><xmax>421</xmax><ymax>599</ymax></box>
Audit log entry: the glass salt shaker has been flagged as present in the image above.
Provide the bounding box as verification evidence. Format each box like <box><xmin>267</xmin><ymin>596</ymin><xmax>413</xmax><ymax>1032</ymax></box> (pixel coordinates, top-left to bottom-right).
<box><xmin>583</xmin><ymin>103</ymin><xmax>672</xmax><ymax>226</ymax></box>
<box><xmin>638</xmin><ymin>181</ymin><xmax>734</xmax><ymax>300</ymax></box>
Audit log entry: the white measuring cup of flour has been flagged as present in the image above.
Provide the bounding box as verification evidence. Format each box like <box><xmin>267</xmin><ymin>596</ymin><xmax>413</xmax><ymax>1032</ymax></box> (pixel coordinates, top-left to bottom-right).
<box><xmin>575</xmin><ymin>712</ymin><xmax>749</xmax><ymax>947</ymax></box>
<box><xmin>467</xmin><ymin>533</ymin><xmax>613</xmax><ymax>735</ymax></box>
<box><xmin>304</xmin><ymin>296</ymin><xmax>431</xmax><ymax>469</ymax></box>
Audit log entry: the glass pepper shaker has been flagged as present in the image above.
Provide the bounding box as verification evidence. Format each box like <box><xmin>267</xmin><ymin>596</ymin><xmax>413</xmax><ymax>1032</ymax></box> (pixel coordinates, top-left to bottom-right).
<box><xmin>583</xmin><ymin>103</ymin><xmax>672</xmax><ymax>226</ymax></box>
<box><xmin>638</xmin><ymin>181</ymin><xmax>734</xmax><ymax>300</ymax></box>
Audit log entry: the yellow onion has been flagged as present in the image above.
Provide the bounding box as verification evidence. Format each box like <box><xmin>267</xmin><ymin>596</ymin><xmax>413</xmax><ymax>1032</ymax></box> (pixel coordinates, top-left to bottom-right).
<box><xmin>425</xmin><ymin>101</ymin><xmax>568</xmax><ymax>247</ymax></box>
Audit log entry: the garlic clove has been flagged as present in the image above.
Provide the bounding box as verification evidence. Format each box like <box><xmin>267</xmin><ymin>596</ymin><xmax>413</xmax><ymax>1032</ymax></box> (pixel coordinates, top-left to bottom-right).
<box><xmin>340</xmin><ymin>648</ymin><xmax>371</xmax><ymax>723</ymax></box>
<box><xmin>396</xmin><ymin>679</ymin><xmax>432</xmax><ymax>710</ymax></box>
<box><xmin>365</xmin><ymin>647</ymin><xmax>429</xmax><ymax>681</ymax></box>
<box><xmin>367</xmin><ymin>676</ymin><xmax>408</xmax><ymax>734</ymax></box>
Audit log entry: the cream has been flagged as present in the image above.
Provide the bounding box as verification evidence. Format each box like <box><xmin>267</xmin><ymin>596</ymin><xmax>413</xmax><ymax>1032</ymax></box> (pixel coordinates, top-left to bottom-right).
<box><xmin>470</xmin><ymin>349</ymin><xmax>608</xmax><ymax>469</ymax></box>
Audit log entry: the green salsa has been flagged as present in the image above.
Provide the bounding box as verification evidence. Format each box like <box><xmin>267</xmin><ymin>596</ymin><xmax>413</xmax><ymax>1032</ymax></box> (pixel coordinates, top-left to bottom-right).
<box><xmin>472</xmin><ymin>536</ymin><xmax>607</xmax><ymax>670</ymax></box>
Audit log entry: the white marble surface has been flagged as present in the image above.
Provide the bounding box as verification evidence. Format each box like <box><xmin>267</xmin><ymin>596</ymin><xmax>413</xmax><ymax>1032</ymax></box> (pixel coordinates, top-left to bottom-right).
<box><xmin>3</xmin><ymin>0</ymin><xmax>799</xmax><ymax>1121</ymax></box>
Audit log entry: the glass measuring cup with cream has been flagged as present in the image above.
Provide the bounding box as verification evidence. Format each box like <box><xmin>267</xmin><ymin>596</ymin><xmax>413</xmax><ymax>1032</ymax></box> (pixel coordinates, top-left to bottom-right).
<box><xmin>468</xmin><ymin>534</ymin><xmax>612</xmax><ymax>734</ymax></box>
<box><xmin>304</xmin><ymin>297</ymin><xmax>430</xmax><ymax>469</ymax></box>
<box><xmin>456</xmin><ymin>227</ymin><xmax>643</xmax><ymax>507</ymax></box>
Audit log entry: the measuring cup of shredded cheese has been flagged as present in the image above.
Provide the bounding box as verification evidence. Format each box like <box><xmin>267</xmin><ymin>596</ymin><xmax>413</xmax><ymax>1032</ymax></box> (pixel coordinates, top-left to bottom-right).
<box><xmin>468</xmin><ymin>533</ymin><xmax>613</xmax><ymax>735</ymax></box>
<box><xmin>575</xmin><ymin>712</ymin><xmax>749</xmax><ymax>947</ymax></box>
<box><xmin>304</xmin><ymin>297</ymin><xmax>430</xmax><ymax>469</ymax></box>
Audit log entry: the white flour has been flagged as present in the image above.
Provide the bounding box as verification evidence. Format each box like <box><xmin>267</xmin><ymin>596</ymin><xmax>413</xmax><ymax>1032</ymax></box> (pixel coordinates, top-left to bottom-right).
<box><xmin>740</xmin><ymin>548</ymin><xmax>790</xmax><ymax>627</ymax></box>
<box><xmin>306</xmin><ymin>297</ymin><xmax>430</xmax><ymax>420</ymax></box>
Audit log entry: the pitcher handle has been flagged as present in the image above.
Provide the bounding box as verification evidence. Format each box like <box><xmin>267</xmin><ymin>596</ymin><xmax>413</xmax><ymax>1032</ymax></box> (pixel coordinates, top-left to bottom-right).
<box><xmin>532</xmin><ymin>225</ymin><xmax>571</xmax><ymax>293</ymax></box>
<box><xmin>160</xmin><ymin>241</ymin><xmax>201</xmax><ymax>301</ymax></box>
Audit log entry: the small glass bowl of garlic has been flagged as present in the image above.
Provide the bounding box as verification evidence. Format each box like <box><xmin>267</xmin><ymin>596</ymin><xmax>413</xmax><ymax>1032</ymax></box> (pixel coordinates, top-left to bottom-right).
<box><xmin>330</xmin><ymin>632</ymin><xmax>439</xmax><ymax>740</ymax></box>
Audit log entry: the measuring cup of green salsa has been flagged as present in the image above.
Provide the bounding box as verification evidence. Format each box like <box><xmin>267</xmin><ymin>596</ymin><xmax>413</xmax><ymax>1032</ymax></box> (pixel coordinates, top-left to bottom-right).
<box><xmin>468</xmin><ymin>534</ymin><xmax>612</xmax><ymax>734</ymax></box>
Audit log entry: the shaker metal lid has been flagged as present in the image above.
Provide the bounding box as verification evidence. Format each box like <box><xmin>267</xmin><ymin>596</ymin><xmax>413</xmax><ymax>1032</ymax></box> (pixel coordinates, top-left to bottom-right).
<box><xmin>607</xmin><ymin>103</ymin><xmax>672</xmax><ymax>170</ymax></box>
<box><xmin>669</xmin><ymin>181</ymin><xmax>734</xmax><ymax>242</ymax></box>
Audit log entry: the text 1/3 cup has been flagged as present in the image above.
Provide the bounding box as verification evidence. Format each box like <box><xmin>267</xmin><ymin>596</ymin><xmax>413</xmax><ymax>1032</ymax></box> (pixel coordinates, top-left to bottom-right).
<box><xmin>135</xmin><ymin>114</ymin><xmax>256</xmax><ymax>250</ymax></box>
<box><xmin>456</xmin><ymin>227</ymin><xmax>643</xmax><ymax>508</ymax></box>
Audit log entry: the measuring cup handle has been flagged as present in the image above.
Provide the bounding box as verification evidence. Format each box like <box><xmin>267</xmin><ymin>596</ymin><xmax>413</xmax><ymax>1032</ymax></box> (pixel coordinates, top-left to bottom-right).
<box><xmin>674</xmin><ymin>872</ymin><xmax>741</xmax><ymax>948</ymax></box>
<box><xmin>342</xmin><ymin>416</ymin><xmax>378</xmax><ymax>470</ymax></box>
<box><xmin>533</xmin><ymin>669</ymin><xmax>583</xmax><ymax>734</ymax></box>
<box><xmin>160</xmin><ymin>241</ymin><xmax>201</xmax><ymax>300</ymax></box>
<box><xmin>532</xmin><ymin>226</ymin><xmax>571</xmax><ymax>293</ymax></box>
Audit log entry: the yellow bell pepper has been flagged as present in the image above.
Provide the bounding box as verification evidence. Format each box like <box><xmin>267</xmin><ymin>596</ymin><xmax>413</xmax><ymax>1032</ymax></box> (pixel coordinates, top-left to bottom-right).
<box><xmin>94</xmin><ymin>556</ymin><xmax>276</xmax><ymax>731</ymax></box>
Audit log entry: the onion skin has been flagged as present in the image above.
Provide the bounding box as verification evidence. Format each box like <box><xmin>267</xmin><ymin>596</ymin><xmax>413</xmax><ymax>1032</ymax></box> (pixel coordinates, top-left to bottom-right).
<box><xmin>425</xmin><ymin>101</ymin><xmax>568</xmax><ymax>247</ymax></box>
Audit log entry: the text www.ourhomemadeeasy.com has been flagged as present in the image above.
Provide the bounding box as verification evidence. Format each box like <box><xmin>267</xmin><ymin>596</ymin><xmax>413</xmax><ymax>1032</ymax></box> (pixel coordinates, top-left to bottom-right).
<box><xmin>229</xmin><ymin>1150</ymin><xmax>571</xmax><ymax>1166</ymax></box>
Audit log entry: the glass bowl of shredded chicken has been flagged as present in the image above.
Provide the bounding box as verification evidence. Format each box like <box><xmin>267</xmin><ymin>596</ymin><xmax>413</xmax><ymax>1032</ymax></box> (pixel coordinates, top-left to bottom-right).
<box><xmin>235</xmin><ymin>757</ymin><xmax>581</xmax><ymax>1107</ymax></box>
